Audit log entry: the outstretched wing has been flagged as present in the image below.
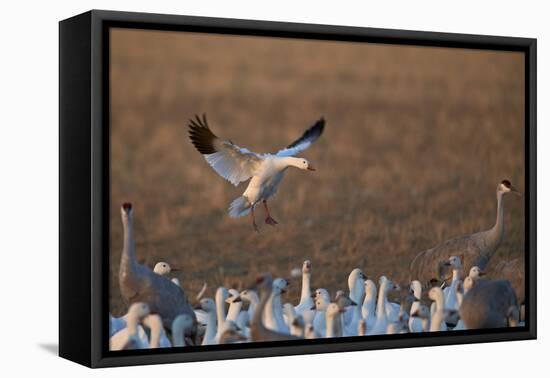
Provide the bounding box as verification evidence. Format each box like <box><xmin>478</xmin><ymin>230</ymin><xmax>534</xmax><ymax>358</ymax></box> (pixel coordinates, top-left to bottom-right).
<box><xmin>275</xmin><ymin>118</ymin><xmax>325</xmax><ymax>157</ymax></box>
<box><xmin>188</xmin><ymin>114</ymin><xmax>263</xmax><ymax>186</ymax></box>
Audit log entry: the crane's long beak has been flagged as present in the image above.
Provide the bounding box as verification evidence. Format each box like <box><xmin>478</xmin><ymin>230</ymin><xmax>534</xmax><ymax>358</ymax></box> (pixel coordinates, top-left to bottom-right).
<box><xmin>510</xmin><ymin>185</ymin><xmax>522</xmax><ymax>196</ymax></box>
<box><xmin>307</xmin><ymin>164</ymin><xmax>316</xmax><ymax>171</ymax></box>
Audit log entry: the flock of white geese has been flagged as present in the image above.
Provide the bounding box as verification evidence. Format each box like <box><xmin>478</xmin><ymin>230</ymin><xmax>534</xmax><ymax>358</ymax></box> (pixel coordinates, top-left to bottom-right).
<box><xmin>111</xmin><ymin>176</ymin><xmax>524</xmax><ymax>350</ymax></box>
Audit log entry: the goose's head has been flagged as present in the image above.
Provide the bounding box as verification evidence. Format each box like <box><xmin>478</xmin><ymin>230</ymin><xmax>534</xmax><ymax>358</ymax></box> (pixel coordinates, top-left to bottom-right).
<box><xmin>335</xmin><ymin>291</ymin><xmax>357</xmax><ymax>310</ymax></box>
<box><xmin>428</xmin><ymin>286</ymin><xmax>444</xmax><ymax>302</ymax></box>
<box><xmin>379</xmin><ymin>276</ymin><xmax>399</xmax><ymax>293</ymax></box>
<box><xmin>302</xmin><ymin>260</ymin><xmax>312</xmax><ymax>274</ymax></box>
<box><xmin>312</xmin><ymin>288</ymin><xmax>330</xmax><ymax>302</ymax></box>
<box><xmin>498</xmin><ymin>179</ymin><xmax>521</xmax><ymax>196</ymax></box>
<box><xmin>239</xmin><ymin>289</ymin><xmax>258</xmax><ymax>303</ymax></box>
<box><xmin>469</xmin><ymin>266</ymin><xmax>485</xmax><ymax>279</ymax></box>
<box><xmin>199</xmin><ymin>298</ymin><xmax>216</xmax><ymax>312</ymax></box>
<box><xmin>409</xmin><ymin>280</ymin><xmax>422</xmax><ymax>300</ymax></box>
<box><xmin>120</xmin><ymin>202</ymin><xmax>133</xmax><ymax>221</ymax></box>
<box><xmin>444</xmin><ymin>255</ymin><xmax>463</xmax><ymax>269</ymax></box>
<box><xmin>312</xmin><ymin>289</ymin><xmax>330</xmax><ymax>311</ymax></box>
<box><xmin>289</xmin><ymin>158</ymin><xmax>315</xmax><ymax>171</ymax></box>
<box><xmin>215</xmin><ymin>287</ymin><xmax>229</xmax><ymax>303</ymax></box>
<box><xmin>153</xmin><ymin>261</ymin><xmax>174</xmax><ymax>276</ymax></box>
<box><xmin>326</xmin><ymin>303</ymin><xmax>342</xmax><ymax>318</ymax></box>
<box><xmin>273</xmin><ymin>278</ymin><xmax>289</xmax><ymax>295</ymax></box>
<box><xmin>348</xmin><ymin>268</ymin><xmax>367</xmax><ymax>291</ymax></box>
<box><xmin>302</xmin><ymin>158</ymin><xmax>315</xmax><ymax>171</ymax></box>
<box><xmin>226</xmin><ymin>289</ymin><xmax>242</xmax><ymax>304</ymax></box>
<box><xmin>364</xmin><ymin>279</ymin><xmax>377</xmax><ymax>297</ymax></box>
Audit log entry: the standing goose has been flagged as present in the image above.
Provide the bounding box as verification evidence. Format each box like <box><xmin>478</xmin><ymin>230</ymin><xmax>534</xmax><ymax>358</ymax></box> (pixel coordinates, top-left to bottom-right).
<box><xmin>118</xmin><ymin>203</ymin><xmax>196</xmax><ymax>331</ymax></box>
<box><xmin>263</xmin><ymin>278</ymin><xmax>290</xmax><ymax>334</ymax></box>
<box><xmin>214</xmin><ymin>287</ymin><xmax>229</xmax><ymax>342</ymax></box>
<box><xmin>225</xmin><ymin>289</ymin><xmax>243</xmax><ymax>323</ymax></box>
<box><xmin>312</xmin><ymin>288</ymin><xmax>331</xmax><ymax>338</ymax></box>
<box><xmin>408</xmin><ymin>280</ymin><xmax>423</xmax><ymax>332</ymax></box>
<box><xmin>443</xmin><ymin>256</ymin><xmax>463</xmax><ymax>312</ymax></box>
<box><xmin>367</xmin><ymin>276</ymin><xmax>398</xmax><ymax>335</ymax></box>
<box><xmin>198</xmin><ymin>298</ymin><xmax>217</xmax><ymax>345</ymax></box>
<box><xmin>409</xmin><ymin>180</ymin><xmax>521</xmax><ymax>283</ymax></box>
<box><xmin>294</xmin><ymin>260</ymin><xmax>314</xmax><ymax>319</ymax></box>
<box><xmin>250</xmin><ymin>274</ymin><xmax>302</xmax><ymax>342</ymax></box>
<box><xmin>240</xmin><ymin>289</ymin><xmax>260</xmax><ymax>321</ymax></box>
<box><xmin>362</xmin><ymin>279</ymin><xmax>377</xmax><ymax>330</ymax></box>
<box><xmin>188</xmin><ymin>114</ymin><xmax>325</xmax><ymax>231</ymax></box>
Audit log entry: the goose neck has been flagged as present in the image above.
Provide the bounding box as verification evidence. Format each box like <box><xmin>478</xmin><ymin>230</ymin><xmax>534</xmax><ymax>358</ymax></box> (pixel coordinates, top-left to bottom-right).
<box><xmin>215</xmin><ymin>296</ymin><xmax>226</xmax><ymax>331</ymax></box>
<box><xmin>300</xmin><ymin>273</ymin><xmax>311</xmax><ymax>302</ymax></box>
<box><xmin>376</xmin><ymin>283</ymin><xmax>388</xmax><ymax>319</ymax></box>
<box><xmin>204</xmin><ymin>311</ymin><xmax>217</xmax><ymax>342</ymax></box>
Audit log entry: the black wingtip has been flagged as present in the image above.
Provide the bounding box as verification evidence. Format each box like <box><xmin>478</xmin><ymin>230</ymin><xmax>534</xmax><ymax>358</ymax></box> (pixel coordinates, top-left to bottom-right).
<box><xmin>188</xmin><ymin>113</ymin><xmax>218</xmax><ymax>154</ymax></box>
<box><xmin>285</xmin><ymin>116</ymin><xmax>326</xmax><ymax>149</ymax></box>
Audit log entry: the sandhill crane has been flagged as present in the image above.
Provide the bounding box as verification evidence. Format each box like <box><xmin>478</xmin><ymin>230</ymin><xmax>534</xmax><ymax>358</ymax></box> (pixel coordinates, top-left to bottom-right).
<box><xmin>487</xmin><ymin>256</ymin><xmax>525</xmax><ymax>305</ymax></box>
<box><xmin>188</xmin><ymin>114</ymin><xmax>325</xmax><ymax>231</ymax></box>
<box><xmin>118</xmin><ymin>203</ymin><xmax>196</xmax><ymax>331</ymax></box>
<box><xmin>250</xmin><ymin>274</ymin><xmax>302</xmax><ymax>342</ymax></box>
<box><xmin>459</xmin><ymin>279</ymin><xmax>518</xmax><ymax>329</ymax></box>
<box><xmin>409</xmin><ymin>180</ymin><xmax>521</xmax><ymax>283</ymax></box>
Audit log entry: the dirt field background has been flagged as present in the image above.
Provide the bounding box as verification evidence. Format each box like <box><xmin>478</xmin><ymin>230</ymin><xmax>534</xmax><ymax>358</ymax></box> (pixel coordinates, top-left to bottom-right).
<box><xmin>109</xmin><ymin>28</ymin><xmax>525</xmax><ymax>316</ymax></box>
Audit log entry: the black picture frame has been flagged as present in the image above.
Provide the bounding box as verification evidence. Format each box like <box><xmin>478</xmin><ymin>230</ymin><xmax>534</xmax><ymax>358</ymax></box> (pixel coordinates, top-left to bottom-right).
<box><xmin>59</xmin><ymin>9</ymin><xmax>537</xmax><ymax>368</ymax></box>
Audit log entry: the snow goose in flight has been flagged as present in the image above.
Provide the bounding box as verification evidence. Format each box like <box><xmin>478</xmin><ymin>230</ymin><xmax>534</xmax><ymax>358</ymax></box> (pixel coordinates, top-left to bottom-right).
<box><xmin>188</xmin><ymin>114</ymin><xmax>325</xmax><ymax>231</ymax></box>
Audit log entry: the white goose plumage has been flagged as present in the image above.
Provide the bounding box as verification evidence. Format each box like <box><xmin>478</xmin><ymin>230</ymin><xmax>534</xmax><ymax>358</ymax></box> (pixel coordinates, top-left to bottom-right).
<box><xmin>188</xmin><ymin>114</ymin><xmax>325</xmax><ymax>231</ymax></box>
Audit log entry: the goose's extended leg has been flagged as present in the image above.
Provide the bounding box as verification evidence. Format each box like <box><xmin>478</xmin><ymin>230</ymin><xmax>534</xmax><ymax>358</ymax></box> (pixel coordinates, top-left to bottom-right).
<box><xmin>250</xmin><ymin>205</ymin><xmax>260</xmax><ymax>233</ymax></box>
<box><xmin>263</xmin><ymin>200</ymin><xmax>278</xmax><ymax>225</ymax></box>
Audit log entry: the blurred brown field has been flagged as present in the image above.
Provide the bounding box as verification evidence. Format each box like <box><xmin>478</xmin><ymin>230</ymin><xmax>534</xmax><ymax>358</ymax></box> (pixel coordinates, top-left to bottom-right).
<box><xmin>109</xmin><ymin>28</ymin><xmax>525</xmax><ymax>316</ymax></box>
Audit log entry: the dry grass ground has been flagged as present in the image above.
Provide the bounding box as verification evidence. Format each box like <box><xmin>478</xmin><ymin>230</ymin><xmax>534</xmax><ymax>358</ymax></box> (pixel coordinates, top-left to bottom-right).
<box><xmin>109</xmin><ymin>28</ymin><xmax>525</xmax><ymax>316</ymax></box>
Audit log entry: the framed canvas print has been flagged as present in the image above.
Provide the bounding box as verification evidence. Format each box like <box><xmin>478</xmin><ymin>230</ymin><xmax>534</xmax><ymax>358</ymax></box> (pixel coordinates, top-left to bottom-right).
<box><xmin>59</xmin><ymin>10</ymin><xmax>537</xmax><ymax>368</ymax></box>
